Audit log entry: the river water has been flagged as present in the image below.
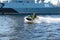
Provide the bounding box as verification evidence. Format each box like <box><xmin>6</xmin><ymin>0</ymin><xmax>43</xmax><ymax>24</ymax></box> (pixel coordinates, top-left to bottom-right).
<box><xmin>0</xmin><ymin>15</ymin><xmax>60</xmax><ymax>40</ymax></box>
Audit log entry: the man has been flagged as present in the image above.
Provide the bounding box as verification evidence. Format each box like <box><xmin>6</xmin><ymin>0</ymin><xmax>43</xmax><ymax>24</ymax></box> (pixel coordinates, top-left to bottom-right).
<box><xmin>26</xmin><ymin>13</ymin><xmax>37</xmax><ymax>20</ymax></box>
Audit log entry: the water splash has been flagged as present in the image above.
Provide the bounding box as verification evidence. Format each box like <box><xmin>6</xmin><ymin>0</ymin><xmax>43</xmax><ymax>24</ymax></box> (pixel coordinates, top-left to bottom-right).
<box><xmin>38</xmin><ymin>16</ymin><xmax>60</xmax><ymax>24</ymax></box>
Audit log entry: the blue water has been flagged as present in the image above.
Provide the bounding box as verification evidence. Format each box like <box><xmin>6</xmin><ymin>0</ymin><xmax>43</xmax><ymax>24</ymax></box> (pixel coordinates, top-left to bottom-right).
<box><xmin>0</xmin><ymin>15</ymin><xmax>60</xmax><ymax>40</ymax></box>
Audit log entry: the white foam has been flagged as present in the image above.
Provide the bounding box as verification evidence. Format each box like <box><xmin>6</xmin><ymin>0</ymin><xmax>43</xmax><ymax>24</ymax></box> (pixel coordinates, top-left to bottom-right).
<box><xmin>39</xmin><ymin>16</ymin><xmax>60</xmax><ymax>24</ymax></box>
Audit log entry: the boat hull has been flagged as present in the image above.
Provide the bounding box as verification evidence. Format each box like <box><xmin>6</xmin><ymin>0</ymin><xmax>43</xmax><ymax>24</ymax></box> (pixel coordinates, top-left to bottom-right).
<box><xmin>0</xmin><ymin>3</ymin><xmax>60</xmax><ymax>14</ymax></box>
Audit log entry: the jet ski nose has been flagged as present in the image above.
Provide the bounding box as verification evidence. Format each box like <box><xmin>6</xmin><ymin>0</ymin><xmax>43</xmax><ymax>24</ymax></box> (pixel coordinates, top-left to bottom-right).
<box><xmin>26</xmin><ymin>18</ymin><xmax>32</xmax><ymax>21</ymax></box>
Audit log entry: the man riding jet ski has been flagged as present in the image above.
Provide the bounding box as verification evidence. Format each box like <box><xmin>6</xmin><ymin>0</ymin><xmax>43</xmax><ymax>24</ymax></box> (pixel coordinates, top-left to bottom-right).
<box><xmin>24</xmin><ymin>13</ymin><xmax>40</xmax><ymax>23</ymax></box>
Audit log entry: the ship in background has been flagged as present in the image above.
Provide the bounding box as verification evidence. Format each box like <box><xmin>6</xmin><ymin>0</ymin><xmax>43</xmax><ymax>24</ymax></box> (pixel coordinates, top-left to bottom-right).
<box><xmin>0</xmin><ymin>0</ymin><xmax>60</xmax><ymax>14</ymax></box>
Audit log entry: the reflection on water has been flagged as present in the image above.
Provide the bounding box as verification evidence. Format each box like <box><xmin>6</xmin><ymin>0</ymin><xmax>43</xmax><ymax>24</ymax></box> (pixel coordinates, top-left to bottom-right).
<box><xmin>0</xmin><ymin>15</ymin><xmax>60</xmax><ymax>40</ymax></box>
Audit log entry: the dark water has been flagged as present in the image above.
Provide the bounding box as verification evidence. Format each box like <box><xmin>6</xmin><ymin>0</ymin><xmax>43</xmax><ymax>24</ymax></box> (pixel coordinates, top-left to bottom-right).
<box><xmin>0</xmin><ymin>15</ymin><xmax>60</xmax><ymax>40</ymax></box>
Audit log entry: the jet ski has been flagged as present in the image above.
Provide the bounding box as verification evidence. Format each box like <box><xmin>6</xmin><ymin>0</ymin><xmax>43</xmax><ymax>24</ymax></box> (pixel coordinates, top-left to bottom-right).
<box><xmin>24</xmin><ymin>13</ymin><xmax>40</xmax><ymax>23</ymax></box>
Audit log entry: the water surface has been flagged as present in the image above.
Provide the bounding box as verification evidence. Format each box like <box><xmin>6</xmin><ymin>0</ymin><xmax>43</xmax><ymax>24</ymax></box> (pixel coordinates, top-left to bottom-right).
<box><xmin>0</xmin><ymin>15</ymin><xmax>60</xmax><ymax>40</ymax></box>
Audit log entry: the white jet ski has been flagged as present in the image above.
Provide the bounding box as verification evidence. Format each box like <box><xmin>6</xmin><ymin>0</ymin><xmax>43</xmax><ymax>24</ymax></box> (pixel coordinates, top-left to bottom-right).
<box><xmin>24</xmin><ymin>13</ymin><xmax>40</xmax><ymax>23</ymax></box>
